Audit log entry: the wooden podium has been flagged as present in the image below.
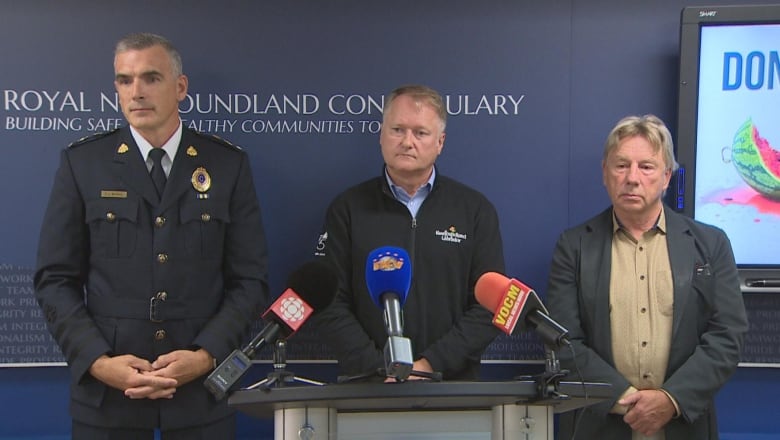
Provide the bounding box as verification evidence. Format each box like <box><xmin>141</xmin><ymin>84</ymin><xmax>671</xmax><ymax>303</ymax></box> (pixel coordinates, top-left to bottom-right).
<box><xmin>229</xmin><ymin>379</ymin><xmax>611</xmax><ymax>439</ymax></box>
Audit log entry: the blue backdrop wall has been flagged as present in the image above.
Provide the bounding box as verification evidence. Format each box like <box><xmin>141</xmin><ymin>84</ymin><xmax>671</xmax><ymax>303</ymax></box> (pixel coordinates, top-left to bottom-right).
<box><xmin>1</xmin><ymin>1</ymin><xmax>778</xmax><ymax>438</ymax></box>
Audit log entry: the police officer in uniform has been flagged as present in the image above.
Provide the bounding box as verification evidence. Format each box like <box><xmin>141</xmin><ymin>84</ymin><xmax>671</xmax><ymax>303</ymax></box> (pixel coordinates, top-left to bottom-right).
<box><xmin>34</xmin><ymin>33</ymin><xmax>269</xmax><ymax>439</ymax></box>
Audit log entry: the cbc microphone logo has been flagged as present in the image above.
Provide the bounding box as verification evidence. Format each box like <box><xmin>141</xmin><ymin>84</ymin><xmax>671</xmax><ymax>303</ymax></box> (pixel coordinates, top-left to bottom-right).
<box><xmin>269</xmin><ymin>290</ymin><xmax>314</xmax><ymax>331</ymax></box>
<box><xmin>280</xmin><ymin>297</ymin><xmax>307</xmax><ymax>322</ymax></box>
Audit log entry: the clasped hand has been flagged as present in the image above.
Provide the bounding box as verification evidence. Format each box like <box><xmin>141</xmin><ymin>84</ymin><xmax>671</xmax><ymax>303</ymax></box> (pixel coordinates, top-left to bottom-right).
<box><xmin>618</xmin><ymin>389</ymin><xmax>676</xmax><ymax>436</ymax></box>
<box><xmin>89</xmin><ymin>349</ymin><xmax>213</xmax><ymax>400</ymax></box>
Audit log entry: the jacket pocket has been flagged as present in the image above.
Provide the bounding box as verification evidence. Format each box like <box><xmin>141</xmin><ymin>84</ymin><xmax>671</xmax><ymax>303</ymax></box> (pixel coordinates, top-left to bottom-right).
<box><xmin>180</xmin><ymin>199</ymin><xmax>230</xmax><ymax>257</ymax></box>
<box><xmin>654</xmin><ymin>270</ymin><xmax>675</xmax><ymax>317</ymax></box>
<box><xmin>85</xmin><ymin>196</ymin><xmax>139</xmax><ymax>258</ymax></box>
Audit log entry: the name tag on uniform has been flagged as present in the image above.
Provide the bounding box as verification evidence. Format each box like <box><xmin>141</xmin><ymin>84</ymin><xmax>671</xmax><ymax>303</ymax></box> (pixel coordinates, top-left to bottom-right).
<box><xmin>101</xmin><ymin>190</ymin><xmax>127</xmax><ymax>198</ymax></box>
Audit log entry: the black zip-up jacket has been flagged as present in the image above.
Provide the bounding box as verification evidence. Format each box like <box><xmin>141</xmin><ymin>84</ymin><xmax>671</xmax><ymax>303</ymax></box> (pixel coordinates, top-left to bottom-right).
<box><xmin>314</xmin><ymin>169</ymin><xmax>505</xmax><ymax>380</ymax></box>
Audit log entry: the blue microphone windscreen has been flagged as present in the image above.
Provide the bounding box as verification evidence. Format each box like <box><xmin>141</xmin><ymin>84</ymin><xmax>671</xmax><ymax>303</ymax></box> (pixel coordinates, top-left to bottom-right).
<box><xmin>365</xmin><ymin>246</ymin><xmax>412</xmax><ymax>308</ymax></box>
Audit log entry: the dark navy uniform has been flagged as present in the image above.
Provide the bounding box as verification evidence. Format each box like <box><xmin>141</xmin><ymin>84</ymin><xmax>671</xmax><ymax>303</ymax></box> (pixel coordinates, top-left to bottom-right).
<box><xmin>34</xmin><ymin>126</ymin><xmax>269</xmax><ymax>432</ymax></box>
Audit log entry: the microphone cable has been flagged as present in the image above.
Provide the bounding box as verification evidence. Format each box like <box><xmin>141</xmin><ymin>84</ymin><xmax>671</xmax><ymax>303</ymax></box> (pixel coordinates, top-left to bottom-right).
<box><xmin>568</xmin><ymin>342</ymin><xmax>588</xmax><ymax>440</ymax></box>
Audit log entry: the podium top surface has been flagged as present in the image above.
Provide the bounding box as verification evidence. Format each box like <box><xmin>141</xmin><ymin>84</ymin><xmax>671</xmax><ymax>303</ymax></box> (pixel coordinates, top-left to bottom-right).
<box><xmin>228</xmin><ymin>380</ymin><xmax>612</xmax><ymax>419</ymax></box>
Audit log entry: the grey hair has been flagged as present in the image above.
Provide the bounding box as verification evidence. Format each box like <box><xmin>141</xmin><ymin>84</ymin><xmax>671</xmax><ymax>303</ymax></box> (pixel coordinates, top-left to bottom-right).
<box><xmin>603</xmin><ymin>114</ymin><xmax>679</xmax><ymax>172</ymax></box>
<box><xmin>384</xmin><ymin>84</ymin><xmax>447</xmax><ymax>131</ymax></box>
<box><xmin>115</xmin><ymin>33</ymin><xmax>183</xmax><ymax>77</ymax></box>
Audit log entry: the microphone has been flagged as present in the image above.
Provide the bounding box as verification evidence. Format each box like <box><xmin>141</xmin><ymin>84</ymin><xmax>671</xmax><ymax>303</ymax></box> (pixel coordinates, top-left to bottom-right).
<box><xmin>365</xmin><ymin>246</ymin><xmax>414</xmax><ymax>381</ymax></box>
<box><xmin>204</xmin><ymin>261</ymin><xmax>338</xmax><ymax>400</ymax></box>
<box><xmin>474</xmin><ymin>272</ymin><xmax>570</xmax><ymax>349</ymax></box>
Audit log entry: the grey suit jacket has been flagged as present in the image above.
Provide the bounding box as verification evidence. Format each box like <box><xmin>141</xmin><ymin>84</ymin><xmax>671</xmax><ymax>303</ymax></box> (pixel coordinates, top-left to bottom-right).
<box><xmin>546</xmin><ymin>206</ymin><xmax>747</xmax><ymax>440</ymax></box>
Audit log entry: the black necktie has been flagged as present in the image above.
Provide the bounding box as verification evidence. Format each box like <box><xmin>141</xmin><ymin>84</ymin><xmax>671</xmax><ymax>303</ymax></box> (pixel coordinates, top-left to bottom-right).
<box><xmin>149</xmin><ymin>148</ymin><xmax>167</xmax><ymax>198</ymax></box>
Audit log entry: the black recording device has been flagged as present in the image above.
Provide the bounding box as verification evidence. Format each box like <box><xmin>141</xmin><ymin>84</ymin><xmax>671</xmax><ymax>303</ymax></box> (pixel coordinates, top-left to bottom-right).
<box><xmin>204</xmin><ymin>261</ymin><xmax>338</xmax><ymax>400</ymax></box>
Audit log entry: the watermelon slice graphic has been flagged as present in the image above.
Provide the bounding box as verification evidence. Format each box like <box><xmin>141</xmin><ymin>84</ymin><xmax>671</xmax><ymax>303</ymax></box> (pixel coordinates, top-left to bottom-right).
<box><xmin>731</xmin><ymin>119</ymin><xmax>780</xmax><ymax>200</ymax></box>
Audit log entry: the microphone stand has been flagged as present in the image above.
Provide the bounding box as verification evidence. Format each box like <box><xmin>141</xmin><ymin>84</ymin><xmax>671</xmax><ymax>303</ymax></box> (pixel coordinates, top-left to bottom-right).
<box><xmin>513</xmin><ymin>345</ymin><xmax>569</xmax><ymax>400</ymax></box>
<box><xmin>246</xmin><ymin>340</ymin><xmax>327</xmax><ymax>391</ymax></box>
<box><xmin>535</xmin><ymin>346</ymin><xmax>569</xmax><ymax>400</ymax></box>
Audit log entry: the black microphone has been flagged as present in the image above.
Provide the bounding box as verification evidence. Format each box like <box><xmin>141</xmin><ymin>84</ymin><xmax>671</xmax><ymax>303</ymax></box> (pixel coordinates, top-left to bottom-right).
<box><xmin>204</xmin><ymin>261</ymin><xmax>338</xmax><ymax>400</ymax></box>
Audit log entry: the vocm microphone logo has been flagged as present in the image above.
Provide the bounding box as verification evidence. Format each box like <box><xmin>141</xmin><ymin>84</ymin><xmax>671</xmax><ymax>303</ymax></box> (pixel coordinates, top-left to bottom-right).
<box><xmin>495</xmin><ymin>283</ymin><xmax>521</xmax><ymax>327</ymax></box>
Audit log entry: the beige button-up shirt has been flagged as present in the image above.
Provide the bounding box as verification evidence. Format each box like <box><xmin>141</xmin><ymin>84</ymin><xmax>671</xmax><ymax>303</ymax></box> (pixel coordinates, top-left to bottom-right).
<box><xmin>609</xmin><ymin>210</ymin><xmax>675</xmax><ymax>440</ymax></box>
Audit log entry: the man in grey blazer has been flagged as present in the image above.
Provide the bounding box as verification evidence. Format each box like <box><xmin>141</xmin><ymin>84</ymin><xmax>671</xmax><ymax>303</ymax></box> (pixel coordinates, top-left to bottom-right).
<box><xmin>547</xmin><ymin>115</ymin><xmax>747</xmax><ymax>440</ymax></box>
<box><xmin>34</xmin><ymin>33</ymin><xmax>269</xmax><ymax>438</ymax></box>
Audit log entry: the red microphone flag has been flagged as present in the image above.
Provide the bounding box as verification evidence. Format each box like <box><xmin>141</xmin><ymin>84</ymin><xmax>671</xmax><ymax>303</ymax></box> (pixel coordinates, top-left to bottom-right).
<box><xmin>475</xmin><ymin>272</ymin><xmax>535</xmax><ymax>335</ymax></box>
<box><xmin>262</xmin><ymin>288</ymin><xmax>314</xmax><ymax>334</ymax></box>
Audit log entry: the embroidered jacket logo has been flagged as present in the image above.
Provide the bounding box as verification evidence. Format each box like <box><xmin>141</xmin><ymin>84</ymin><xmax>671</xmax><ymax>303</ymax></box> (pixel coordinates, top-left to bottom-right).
<box><xmin>436</xmin><ymin>226</ymin><xmax>467</xmax><ymax>243</ymax></box>
<box><xmin>314</xmin><ymin>232</ymin><xmax>328</xmax><ymax>257</ymax></box>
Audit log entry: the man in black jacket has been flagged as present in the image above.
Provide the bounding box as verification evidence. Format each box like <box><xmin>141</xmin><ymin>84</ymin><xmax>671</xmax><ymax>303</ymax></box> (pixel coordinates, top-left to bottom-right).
<box><xmin>34</xmin><ymin>33</ymin><xmax>269</xmax><ymax>438</ymax></box>
<box><xmin>314</xmin><ymin>84</ymin><xmax>505</xmax><ymax>381</ymax></box>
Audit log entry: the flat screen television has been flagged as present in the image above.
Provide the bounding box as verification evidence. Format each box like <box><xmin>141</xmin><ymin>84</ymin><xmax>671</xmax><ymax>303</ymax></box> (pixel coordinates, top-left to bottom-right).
<box><xmin>675</xmin><ymin>4</ymin><xmax>780</xmax><ymax>292</ymax></box>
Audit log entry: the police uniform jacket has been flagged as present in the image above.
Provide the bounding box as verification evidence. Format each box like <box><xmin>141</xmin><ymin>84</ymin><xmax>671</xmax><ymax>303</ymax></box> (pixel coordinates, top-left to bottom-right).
<box><xmin>34</xmin><ymin>126</ymin><xmax>269</xmax><ymax>429</ymax></box>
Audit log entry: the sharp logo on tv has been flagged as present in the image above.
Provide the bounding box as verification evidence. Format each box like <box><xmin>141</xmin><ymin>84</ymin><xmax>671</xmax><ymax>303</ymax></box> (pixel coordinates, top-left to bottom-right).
<box><xmin>2</xmin><ymin>89</ymin><xmax>526</xmax><ymax>135</ymax></box>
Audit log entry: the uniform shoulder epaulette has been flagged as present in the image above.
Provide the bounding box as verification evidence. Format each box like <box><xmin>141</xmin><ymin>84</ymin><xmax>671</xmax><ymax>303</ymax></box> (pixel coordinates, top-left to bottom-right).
<box><xmin>68</xmin><ymin>128</ymin><xmax>120</xmax><ymax>148</ymax></box>
<box><xmin>193</xmin><ymin>131</ymin><xmax>243</xmax><ymax>151</ymax></box>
